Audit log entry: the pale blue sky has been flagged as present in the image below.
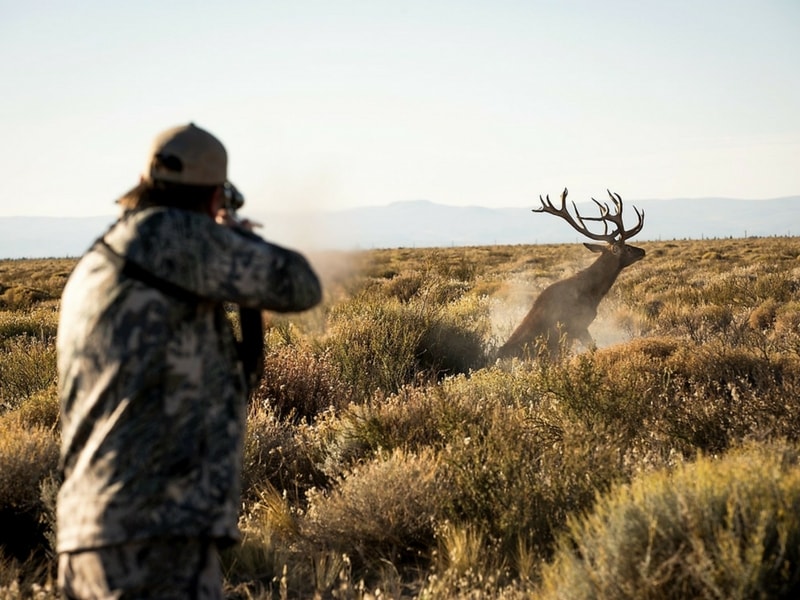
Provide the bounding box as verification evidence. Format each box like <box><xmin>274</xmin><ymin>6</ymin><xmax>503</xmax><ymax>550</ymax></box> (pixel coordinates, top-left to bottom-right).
<box><xmin>1</xmin><ymin>0</ymin><xmax>798</xmax><ymax>218</ymax></box>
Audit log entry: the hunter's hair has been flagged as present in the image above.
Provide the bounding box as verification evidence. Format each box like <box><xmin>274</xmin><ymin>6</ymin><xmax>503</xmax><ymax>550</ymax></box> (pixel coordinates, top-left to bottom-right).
<box><xmin>117</xmin><ymin>180</ymin><xmax>218</xmax><ymax>213</ymax></box>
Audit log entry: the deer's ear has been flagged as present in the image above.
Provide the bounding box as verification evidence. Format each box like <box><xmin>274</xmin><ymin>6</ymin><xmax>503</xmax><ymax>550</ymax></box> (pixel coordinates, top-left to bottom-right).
<box><xmin>583</xmin><ymin>243</ymin><xmax>606</xmax><ymax>254</ymax></box>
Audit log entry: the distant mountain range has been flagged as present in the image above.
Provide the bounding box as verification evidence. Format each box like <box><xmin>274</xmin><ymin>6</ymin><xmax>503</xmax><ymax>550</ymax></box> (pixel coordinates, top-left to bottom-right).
<box><xmin>1</xmin><ymin>196</ymin><xmax>798</xmax><ymax>259</ymax></box>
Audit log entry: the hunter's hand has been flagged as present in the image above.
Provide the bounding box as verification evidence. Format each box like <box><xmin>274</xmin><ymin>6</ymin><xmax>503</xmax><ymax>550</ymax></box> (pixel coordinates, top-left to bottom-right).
<box><xmin>215</xmin><ymin>209</ymin><xmax>262</xmax><ymax>232</ymax></box>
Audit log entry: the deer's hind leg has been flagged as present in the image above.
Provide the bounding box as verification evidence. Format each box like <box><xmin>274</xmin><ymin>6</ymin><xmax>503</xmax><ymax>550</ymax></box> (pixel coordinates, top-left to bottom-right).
<box><xmin>575</xmin><ymin>328</ymin><xmax>596</xmax><ymax>351</ymax></box>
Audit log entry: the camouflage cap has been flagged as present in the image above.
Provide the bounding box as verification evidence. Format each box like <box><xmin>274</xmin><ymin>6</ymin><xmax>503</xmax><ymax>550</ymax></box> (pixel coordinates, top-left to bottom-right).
<box><xmin>145</xmin><ymin>123</ymin><xmax>229</xmax><ymax>186</ymax></box>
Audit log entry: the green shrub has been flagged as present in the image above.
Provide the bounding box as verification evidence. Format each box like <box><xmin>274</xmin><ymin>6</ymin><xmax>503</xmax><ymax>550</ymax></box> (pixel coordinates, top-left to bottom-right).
<box><xmin>438</xmin><ymin>382</ymin><xmax>626</xmax><ymax>560</ymax></box>
<box><xmin>591</xmin><ymin>338</ymin><xmax>800</xmax><ymax>456</ymax></box>
<box><xmin>536</xmin><ymin>441</ymin><xmax>800</xmax><ymax>600</ymax></box>
<box><xmin>3</xmin><ymin>241</ymin><xmax>800</xmax><ymax>598</ymax></box>
<box><xmin>323</xmin><ymin>294</ymin><xmax>426</xmax><ymax>401</ymax></box>
<box><xmin>322</xmin><ymin>293</ymin><xmax>487</xmax><ymax>402</ymax></box>
<box><xmin>417</xmin><ymin>294</ymin><xmax>489</xmax><ymax>376</ymax></box>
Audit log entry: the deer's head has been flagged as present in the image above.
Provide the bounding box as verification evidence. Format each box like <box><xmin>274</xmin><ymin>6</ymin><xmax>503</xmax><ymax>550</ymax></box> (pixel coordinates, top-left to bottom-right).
<box><xmin>536</xmin><ymin>188</ymin><xmax>645</xmax><ymax>270</ymax></box>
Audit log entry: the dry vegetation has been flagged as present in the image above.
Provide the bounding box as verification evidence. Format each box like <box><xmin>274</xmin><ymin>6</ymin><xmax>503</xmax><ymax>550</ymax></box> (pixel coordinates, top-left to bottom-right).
<box><xmin>2</xmin><ymin>237</ymin><xmax>800</xmax><ymax>599</ymax></box>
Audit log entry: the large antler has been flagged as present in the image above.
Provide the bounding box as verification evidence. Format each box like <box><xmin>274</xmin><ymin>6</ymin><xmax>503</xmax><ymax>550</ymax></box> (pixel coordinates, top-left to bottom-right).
<box><xmin>535</xmin><ymin>188</ymin><xmax>644</xmax><ymax>243</ymax></box>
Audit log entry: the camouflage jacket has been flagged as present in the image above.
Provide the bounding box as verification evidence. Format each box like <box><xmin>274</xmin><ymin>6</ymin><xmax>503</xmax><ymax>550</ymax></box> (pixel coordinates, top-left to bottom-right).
<box><xmin>56</xmin><ymin>207</ymin><xmax>321</xmax><ymax>553</ymax></box>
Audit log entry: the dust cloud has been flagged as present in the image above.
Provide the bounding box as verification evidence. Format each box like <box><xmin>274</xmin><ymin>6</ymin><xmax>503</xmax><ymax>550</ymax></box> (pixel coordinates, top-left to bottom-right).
<box><xmin>491</xmin><ymin>251</ymin><xmax>641</xmax><ymax>355</ymax></box>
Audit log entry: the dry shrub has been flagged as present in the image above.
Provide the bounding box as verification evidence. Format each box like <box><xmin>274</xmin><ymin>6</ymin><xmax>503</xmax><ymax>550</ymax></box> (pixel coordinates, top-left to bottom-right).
<box><xmin>416</xmin><ymin>311</ymin><xmax>487</xmax><ymax>377</ymax></box>
<box><xmin>0</xmin><ymin>287</ymin><xmax>53</xmax><ymax>311</ymax></box>
<box><xmin>253</xmin><ymin>345</ymin><xmax>351</xmax><ymax>423</ymax></box>
<box><xmin>773</xmin><ymin>302</ymin><xmax>800</xmax><ymax>356</ymax></box>
<box><xmin>438</xmin><ymin>374</ymin><xmax>628</xmax><ymax>559</ymax></box>
<box><xmin>528</xmin><ymin>334</ymin><xmax>800</xmax><ymax>469</ymax></box>
<box><xmin>705</xmin><ymin>268</ymin><xmax>797</xmax><ymax>307</ymax></box>
<box><xmin>749</xmin><ymin>297</ymin><xmax>780</xmax><ymax>331</ymax></box>
<box><xmin>594</xmin><ymin>337</ymin><xmax>800</xmax><ymax>454</ymax></box>
<box><xmin>323</xmin><ymin>293</ymin><xmax>487</xmax><ymax>401</ymax></box>
<box><xmin>775</xmin><ymin>301</ymin><xmax>800</xmax><ymax>335</ymax></box>
<box><xmin>424</xmin><ymin>521</ymin><xmax>522</xmax><ymax>599</ymax></box>
<box><xmin>11</xmin><ymin>384</ymin><xmax>59</xmax><ymax>430</ymax></box>
<box><xmin>301</xmin><ymin>448</ymin><xmax>443</xmax><ymax>568</ymax></box>
<box><xmin>0</xmin><ymin>414</ymin><xmax>60</xmax><ymax>569</ymax></box>
<box><xmin>322</xmin><ymin>368</ymin><xmax>628</xmax><ymax>567</ymax></box>
<box><xmin>701</xmin><ymin>250</ymin><xmax>725</xmax><ymax>261</ymax></box>
<box><xmin>0</xmin><ymin>416</ymin><xmax>59</xmax><ymax>512</ymax></box>
<box><xmin>593</xmin><ymin>336</ymin><xmax>680</xmax><ymax>365</ymax></box>
<box><xmin>0</xmin><ymin>337</ymin><xmax>57</xmax><ymax>410</ymax></box>
<box><xmin>0</xmin><ymin>307</ymin><xmax>59</xmax><ymax>342</ymax></box>
<box><xmin>323</xmin><ymin>294</ymin><xmax>427</xmax><ymax>400</ymax></box>
<box><xmin>0</xmin><ymin>558</ymin><xmax>57</xmax><ymax>600</ymax></box>
<box><xmin>0</xmin><ymin>259</ymin><xmax>74</xmax><ymax>300</ymax></box>
<box><xmin>656</xmin><ymin>301</ymin><xmax>734</xmax><ymax>342</ymax></box>
<box><xmin>317</xmin><ymin>367</ymin><xmax>546</xmax><ymax>482</ymax></box>
<box><xmin>241</xmin><ymin>403</ymin><xmax>326</xmax><ymax>504</ymax></box>
<box><xmin>382</xmin><ymin>270</ymin><xmax>425</xmax><ymax>302</ymax></box>
<box><xmin>316</xmin><ymin>387</ymin><xmax>449</xmax><ymax>480</ymax></box>
<box><xmin>529</xmin><ymin>350</ymin><xmax>655</xmax><ymax>441</ymax></box>
<box><xmin>221</xmin><ymin>484</ymin><xmax>297</xmax><ymax>596</ymax></box>
<box><xmin>664</xmin><ymin>341</ymin><xmax>791</xmax><ymax>393</ymax></box>
<box><xmin>536</xmin><ymin>440</ymin><xmax>800</xmax><ymax>600</ymax></box>
<box><xmin>301</xmin><ymin>365</ymin><xmax>633</xmax><ymax>583</ymax></box>
<box><xmin>659</xmin><ymin>368</ymin><xmax>800</xmax><ymax>455</ymax></box>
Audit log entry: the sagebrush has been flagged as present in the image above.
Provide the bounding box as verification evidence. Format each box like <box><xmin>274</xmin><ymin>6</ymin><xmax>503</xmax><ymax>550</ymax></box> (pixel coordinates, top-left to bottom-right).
<box><xmin>1</xmin><ymin>238</ymin><xmax>799</xmax><ymax>599</ymax></box>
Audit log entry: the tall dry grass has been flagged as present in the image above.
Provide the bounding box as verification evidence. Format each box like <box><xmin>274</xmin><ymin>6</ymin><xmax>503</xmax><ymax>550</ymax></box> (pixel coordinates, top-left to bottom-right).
<box><xmin>2</xmin><ymin>239</ymin><xmax>800</xmax><ymax>598</ymax></box>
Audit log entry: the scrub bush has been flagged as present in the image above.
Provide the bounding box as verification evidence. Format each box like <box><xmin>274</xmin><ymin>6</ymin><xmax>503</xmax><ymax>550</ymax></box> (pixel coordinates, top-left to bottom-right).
<box><xmin>536</xmin><ymin>441</ymin><xmax>800</xmax><ymax>600</ymax></box>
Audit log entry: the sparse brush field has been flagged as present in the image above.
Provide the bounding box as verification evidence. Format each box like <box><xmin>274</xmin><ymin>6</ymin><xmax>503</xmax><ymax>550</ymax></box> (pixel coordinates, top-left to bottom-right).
<box><xmin>2</xmin><ymin>238</ymin><xmax>800</xmax><ymax>599</ymax></box>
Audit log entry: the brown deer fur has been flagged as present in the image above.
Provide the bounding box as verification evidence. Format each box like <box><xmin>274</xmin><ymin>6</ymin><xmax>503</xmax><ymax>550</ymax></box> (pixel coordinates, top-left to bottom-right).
<box><xmin>498</xmin><ymin>189</ymin><xmax>645</xmax><ymax>360</ymax></box>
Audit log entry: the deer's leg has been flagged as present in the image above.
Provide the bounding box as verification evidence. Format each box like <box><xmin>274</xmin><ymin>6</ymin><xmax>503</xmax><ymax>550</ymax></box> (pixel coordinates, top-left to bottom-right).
<box><xmin>576</xmin><ymin>328</ymin><xmax>596</xmax><ymax>351</ymax></box>
<box><xmin>545</xmin><ymin>334</ymin><xmax>561</xmax><ymax>360</ymax></box>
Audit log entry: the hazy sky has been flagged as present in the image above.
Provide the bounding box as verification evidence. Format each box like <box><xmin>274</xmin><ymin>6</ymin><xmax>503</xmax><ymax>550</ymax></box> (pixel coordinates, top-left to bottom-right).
<box><xmin>2</xmin><ymin>0</ymin><xmax>798</xmax><ymax>218</ymax></box>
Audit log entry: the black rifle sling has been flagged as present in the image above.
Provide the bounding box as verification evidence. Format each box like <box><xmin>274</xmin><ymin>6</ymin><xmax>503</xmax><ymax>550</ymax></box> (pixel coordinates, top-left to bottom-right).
<box><xmin>93</xmin><ymin>237</ymin><xmax>264</xmax><ymax>391</ymax></box>
<box><xmin>238</xmin><ymin>307</ymin><xmax>265</xmax><ymax>391</ymax></box>
<box><xmin>94</xmin><ymin>237</ymin><xmax>201</xmax><ymax>304</ymax></box>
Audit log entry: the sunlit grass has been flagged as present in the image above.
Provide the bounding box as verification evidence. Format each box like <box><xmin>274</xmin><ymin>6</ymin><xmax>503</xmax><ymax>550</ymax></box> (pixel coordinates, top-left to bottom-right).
<box><xmin>2</xmin><ymin>238</ymin><xmax>800</xmax><ymax>597</ymax></box>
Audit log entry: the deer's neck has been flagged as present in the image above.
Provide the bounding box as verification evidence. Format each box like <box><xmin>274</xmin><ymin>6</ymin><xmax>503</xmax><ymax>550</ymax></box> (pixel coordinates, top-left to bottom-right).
<box><xmin>576</xmin><ymin>253</ymin><xmax>623</xmax><ymax>301</ymax></box>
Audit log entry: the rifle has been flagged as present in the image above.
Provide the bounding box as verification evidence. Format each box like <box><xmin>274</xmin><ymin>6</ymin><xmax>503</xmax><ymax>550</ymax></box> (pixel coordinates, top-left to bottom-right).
<box><xmin>222</xmin><ymin>183</ymin><xmax>265</xmax><ymax>393</ymax></box>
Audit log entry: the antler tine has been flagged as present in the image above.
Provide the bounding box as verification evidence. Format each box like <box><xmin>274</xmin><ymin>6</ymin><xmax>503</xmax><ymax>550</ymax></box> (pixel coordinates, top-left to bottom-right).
<box><xmin>606</xmin><ymin>189</ymin><xmax>645</xmax><ymax>241</ymax></box>
<box><xmin>579</xmin><ymin>190</ymin><xmax>646</xmax><ymax>242</ymax></box>
<box><xmin>534</xmin><ymin>187</ymin><xmax>568</xmax><ymax>214</ymax></box>
<box><xmin>576</xmin><ymin>197</ymin><xmax>616</xmax><ymax>237</ymax></box>
<box><xmin>574</xmin><ymin>194</ymin><xmax>620</xmax><ymax>242</ymax></box>
<box><xmin>622</xmin><ymin>205</ymin><xmax>645</xmax><ymax>240</ymax></box>
<box><xmin>533</xmin><ymin>188</ymin><xmax>620</xmax><ymax>243</ymax></box>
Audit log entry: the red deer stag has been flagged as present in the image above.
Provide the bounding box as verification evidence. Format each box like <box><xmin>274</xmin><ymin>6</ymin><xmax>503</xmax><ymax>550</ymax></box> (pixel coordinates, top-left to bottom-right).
<box><xmin>498</xmin><ymin>188</ymin><xmax>645</xmax><ymax>360</ymax></box>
